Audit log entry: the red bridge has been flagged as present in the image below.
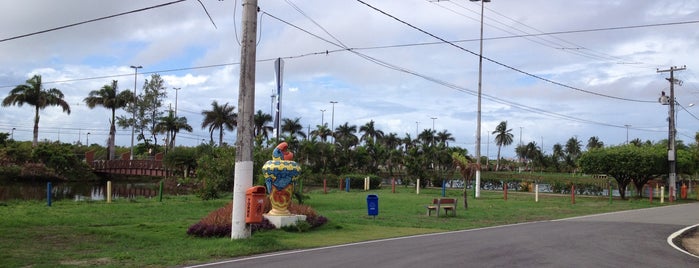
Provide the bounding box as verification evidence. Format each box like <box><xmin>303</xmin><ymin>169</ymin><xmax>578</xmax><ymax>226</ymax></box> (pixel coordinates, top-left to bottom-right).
<box><xmin>86</xmin><ymin>151</ymin><xmax>171</xmax><ymax>177</ymax></box>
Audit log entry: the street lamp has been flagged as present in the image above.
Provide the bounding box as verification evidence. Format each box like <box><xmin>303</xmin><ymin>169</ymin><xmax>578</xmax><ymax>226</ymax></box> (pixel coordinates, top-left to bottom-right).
<box><xmin>11</xmin><ymin>127</ymin><xmax>15</xmax><ymax>140</ymax></box>
<box><xmin>129</xmin><ymin>65</ymin><xmax>142</xmax><ymax>160</ymax></box>
<box><xmin>330</xmin><ymin>101</ymin><xmax>338</xmax><ymax>141</ymax></box>
<box><xmin>430</xmin><ymin>117</ymin><xmax>437</xmax><ymax>145</ymax></box>
<box><xmin>320</xmin><ymin>109</ymin><xmax>326</xmax><ymax>126</ymax></box>
<box><xmin>470</xmin><ymin>0</ymin><xmax>490</xmax><ymax>198</ymax></box>
<box><xmin>86</xmin><ymin>132</ymin><xmax>90</xmax><ymax>146</ymax></box>
<box><xmin>173</xmin><ymin>87</ymin><xmax>181</xmax><ymax>117</ymax></box>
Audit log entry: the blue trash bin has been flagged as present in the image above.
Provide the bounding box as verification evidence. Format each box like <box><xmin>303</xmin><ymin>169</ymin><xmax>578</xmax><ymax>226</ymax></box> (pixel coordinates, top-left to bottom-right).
<box><xmin>367</xmin><ymin>194</ymin><xmax>379</xmax><ymax>217</ymax></box>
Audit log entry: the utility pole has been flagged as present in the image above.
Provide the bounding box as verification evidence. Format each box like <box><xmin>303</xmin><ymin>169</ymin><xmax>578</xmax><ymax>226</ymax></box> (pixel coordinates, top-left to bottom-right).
<box><xmin>657</xmin><ymin>65</ymin><xmax>685</xmax><ymax>202</ymax></box>
<box><xmin>231</xmin><ymin>0</ymin><xmax>258</xmax><ymax>240</ymax></box>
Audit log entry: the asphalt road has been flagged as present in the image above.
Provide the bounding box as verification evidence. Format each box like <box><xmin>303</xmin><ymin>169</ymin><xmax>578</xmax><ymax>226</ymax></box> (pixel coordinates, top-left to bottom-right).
<box><xmin>188</xmin><ymin>203</ymin><xmax>699</xmax><ymax>268</ymax></box>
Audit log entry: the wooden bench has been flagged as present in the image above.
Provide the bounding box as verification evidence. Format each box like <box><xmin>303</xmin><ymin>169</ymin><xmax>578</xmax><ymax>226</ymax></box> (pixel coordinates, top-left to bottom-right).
<box><xmin>426</xmin><ymin>198</ymin><xmax>458</xmax><ymax>217</ymax></box>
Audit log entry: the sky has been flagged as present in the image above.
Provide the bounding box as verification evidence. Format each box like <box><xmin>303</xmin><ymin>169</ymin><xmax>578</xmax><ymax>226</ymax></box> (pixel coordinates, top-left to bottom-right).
<box><xmin>1</xmin><ymin>0</ymin><xmax>698</xmax><ymax>159</ymax></box>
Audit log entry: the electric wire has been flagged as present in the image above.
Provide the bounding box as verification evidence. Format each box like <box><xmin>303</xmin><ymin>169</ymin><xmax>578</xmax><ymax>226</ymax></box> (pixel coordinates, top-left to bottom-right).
<box><xmin>355</xmin><ymin>0</ymin><xmax>655</xmax><ymax>103</ymax></box>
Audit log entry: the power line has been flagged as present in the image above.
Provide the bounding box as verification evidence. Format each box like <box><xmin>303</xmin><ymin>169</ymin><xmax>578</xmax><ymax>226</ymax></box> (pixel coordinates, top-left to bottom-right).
<box><xmin>0</xmin><ymin>0</ymin><xmax>188</xmax><ymax>43</ymax></box>
<box><xmin>355</xmin><ymin>0</ymin><xmax>657</xmax><ymax>103</ymax></box>
<box><xmin>260</xmin><ymin>7</ymin><xmax>639</xmax><ymax>131</ymax></box>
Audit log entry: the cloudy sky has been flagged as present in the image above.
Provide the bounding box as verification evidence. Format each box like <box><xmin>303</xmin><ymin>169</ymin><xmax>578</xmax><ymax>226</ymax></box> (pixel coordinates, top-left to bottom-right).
<box><xmin>1</xmin><ymin>0</ymin><xmax>698</xmax><ymax>158</ymax></box>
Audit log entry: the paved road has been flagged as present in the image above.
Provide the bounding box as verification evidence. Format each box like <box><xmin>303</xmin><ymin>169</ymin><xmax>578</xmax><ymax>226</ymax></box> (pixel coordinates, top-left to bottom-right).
<box><xmin>189</xmin><ymin>203</ymin><xmax>699</xmax><ymax>267</ymax></box>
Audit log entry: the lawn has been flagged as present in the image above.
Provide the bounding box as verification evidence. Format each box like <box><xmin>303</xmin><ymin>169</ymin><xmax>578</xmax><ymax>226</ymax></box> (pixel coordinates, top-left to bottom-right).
<box><xmin>0</xmin><ymin>187</ymin><xmax>688</xmax><ymax>267</ymax></box>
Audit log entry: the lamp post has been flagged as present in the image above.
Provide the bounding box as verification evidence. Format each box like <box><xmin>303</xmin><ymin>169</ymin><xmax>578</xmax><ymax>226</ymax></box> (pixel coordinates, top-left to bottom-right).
<box><xmin>129</xmin><ymin>65</ymin><xmax>142</xmax><ymax>160</ymax></box>
<box><xmin>330</xmin><ymin>101</ymin><xmax>338</xmax><ymax>142</ymax></box>
<box><xmin>624</xmin><ymin>124</ymin><xmax>631</xmax><ymax>144</ymax></box>
<box><xmin>11</xmin><ymin>127</ymin><xmax>15</xmax><ymax>140</ymax></box>
<box><xmin>320</xmin><ymin>109</ymin><xmax>326</xmax><ymax>126</ymax></box>
<box><xmin>173</xmin><ymin>87</ymin><xmax>181</xmax><ymax>117</ymax></box>
<box><xmin>430</xmin><ymin>117</ymin><xmax>437</xmax><ymax>145</ymax></box>
<box><xmin>86</xmin><ymin>132</ymin><xmax>90</xmax><ymax>146</ymax></box>
<box><xmin>470</xmin><ymin>0</ymin><xmax>490</xmax><ymax>198</ymax></box>
<box><xmin>415</xmin><ymin>121</ymin><xmax>419</xmax><ymax>137</ymax></box>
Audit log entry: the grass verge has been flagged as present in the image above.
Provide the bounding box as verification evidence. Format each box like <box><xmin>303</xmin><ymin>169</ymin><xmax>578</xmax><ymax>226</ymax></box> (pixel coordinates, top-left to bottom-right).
<box><xmin>0</xmin><ymin>187</ymin><xmax>690</xmax><ymax>267</ymax></box>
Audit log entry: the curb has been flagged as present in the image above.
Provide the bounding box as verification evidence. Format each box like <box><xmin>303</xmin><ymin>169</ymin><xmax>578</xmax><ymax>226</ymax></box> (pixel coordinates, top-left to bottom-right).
<box><xmin>668</xmin><ymin>224</ymin><xmax>699</xmax><ymax>259</ymax></box>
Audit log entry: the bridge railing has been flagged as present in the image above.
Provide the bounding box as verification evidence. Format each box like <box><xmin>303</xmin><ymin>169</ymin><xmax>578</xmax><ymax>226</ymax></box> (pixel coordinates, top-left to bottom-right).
<box><xmin>90</xmin><ymin>160</ymin><xmax>164</xmax><ymax>170</ymax></box>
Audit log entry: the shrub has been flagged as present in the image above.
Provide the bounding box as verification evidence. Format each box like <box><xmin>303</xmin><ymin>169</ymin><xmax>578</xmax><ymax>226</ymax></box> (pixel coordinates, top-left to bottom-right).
<box><xmin>187</xmin><ymin>199</ymin><xmax>328</xmax><ymax>238</ymax></box>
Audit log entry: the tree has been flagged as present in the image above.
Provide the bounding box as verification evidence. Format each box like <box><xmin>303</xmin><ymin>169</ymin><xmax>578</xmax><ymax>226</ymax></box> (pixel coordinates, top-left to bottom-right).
<box><xmin>359</xmin><ymin>120</ymin><xmax>384</xmax><ymax>145</ymax></box>
<box><xmin>2</xmin><ymin>75</ymin><xmax>71</xmax><ymax>147</ymax></box>
<box><xmin>154</xmin><ymin>110</ymin><xmax>193</xmax><ymax>151</ymax></box>
<box><xmin>579</xmin><ymin>145</ymin><xmax>664</xmax><ymax>199</ymax></box>
<box><xmin>586</xmin><ymin>136</ymin><xmax>604</xmax><ymax>150</ymax></box>
<box><xmin>253</xmin><ymin>110</ymin><xmax>273</xmax><ymax>141</ymax></box>
<box><xmin>492</xmin><ymin>121</ymin><xmax>514</xmax><ymax>171</ymax></box>
<box><xmin>435</xmin><ymin>130</ymin><xmax>455</xmax><ymax>147</ymax></box>
<box><xmin>311</xmin><ymin>124</ymin><xmax>333</xmax><ymax>143</ymax></box>
<box><xmin>116</xmin><ymin>74</ymin><xmax>168</xmax><ymax>154</ymax></box>
<box><xmin>84</xmin><ymin>80</ymin><xmax>133</xmax><ymax>160</ymax></box>
<box><xmin>564</xmin><ymin>136</ymin><xmax>582</xmax><ymax>171</ymax></box>
<box><xmin>201</xmin><ymin>101</ymin><xmax>237</xmax><ymax>146</ymax></box>
<box><xmin>281</xmin><ymin>117</ymin><xmax>306</xmax><ymax>141</ymax></box>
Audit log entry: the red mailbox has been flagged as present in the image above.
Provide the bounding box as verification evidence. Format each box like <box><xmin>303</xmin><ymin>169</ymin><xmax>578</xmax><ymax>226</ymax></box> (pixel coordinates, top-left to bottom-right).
<box><xmin>245</xmin><ymin>186</ymin><xmax>267</xmax><ymax>224</ymax></box>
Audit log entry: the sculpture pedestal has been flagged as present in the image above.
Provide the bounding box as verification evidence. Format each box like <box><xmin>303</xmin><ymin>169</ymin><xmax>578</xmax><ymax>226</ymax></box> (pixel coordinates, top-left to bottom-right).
<box><xmin>263</xmin><ymin>214</ymin><xmax>307</xmax><ymax>229</ymax></box>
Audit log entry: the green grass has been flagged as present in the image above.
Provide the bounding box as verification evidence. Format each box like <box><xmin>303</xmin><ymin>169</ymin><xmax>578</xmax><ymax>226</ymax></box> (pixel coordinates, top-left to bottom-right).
<box><xmin>0</xmin><ymin>187</ymin><xmax>693</xmax><ymax>267</ymax></box>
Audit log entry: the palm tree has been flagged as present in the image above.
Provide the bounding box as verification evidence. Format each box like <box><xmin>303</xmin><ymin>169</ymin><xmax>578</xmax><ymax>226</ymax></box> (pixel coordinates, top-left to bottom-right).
<box><xmin>435</xmin><ymin>130</ymin><xmax>455</xmax><ymax>147</ymax></box>
<box><xmin>586</xmin><ymin>136</ymin><xmax>604</xmax><ymax>150</ymax></box>
<box><xmin>564</xmin><ymin>136</ymin><xmax>582</xmax><ymax>170</ymax></box>
<box><xmin>253</xmin><ymin>110</ymin><xmax>273</xmax><ymax>140</ymax></box>
<box><xmin>281</xmin><ymin>117</ymin><xmax>307</xmax><ymax>140</ymax></box>
<box><xmin>201</xmin><ymin>101</ymin><xmax>237</xmax><ymax>146</ymax></box>
<box><xmin>311</xmin><ymin>124</ymin><xmax>333</xmax><ymax>142</ymax></box>
<box><xmin>491</xmin><ymin>121</ymin><xmax>514</xmax><ymax>171</ymax></box>
<box><xmin>359</xmin><ymin>120</ymin><xmax>384</xmax><ymax>144</ymax></box>
<box><xmin>155</xmin><ymin>110</ymin><xmax>193</xmax><ymax>151</ymax></box>
<box><xmin>84</xmin><ymin>80</ymin><xmax>133</xmax><ymax>160</ymax></box>
<box><xmin>334</xmin><ymin>122</ymin><xmax>358</xmax><ymax>148</ymax></box>
<box><xmin>417</xmin><ymin>129</ymin><xmax>436</xmax><ymax>145</ymax></box>
<box><xmin>2</xmin><ymin>75</ymin><xmax>71</xmax><ymax>147</ymax></box>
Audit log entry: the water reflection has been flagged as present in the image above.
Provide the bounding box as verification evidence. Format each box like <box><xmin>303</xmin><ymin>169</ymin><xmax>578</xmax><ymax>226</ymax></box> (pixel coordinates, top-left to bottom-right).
<box><xmin>0</xmin><ymin>181</ymin><xmax>162</xmax><ymax>201</ymax></box>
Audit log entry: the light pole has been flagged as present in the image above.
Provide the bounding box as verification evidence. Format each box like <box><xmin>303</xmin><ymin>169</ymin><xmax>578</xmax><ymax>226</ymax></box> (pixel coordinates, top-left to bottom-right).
<box><xmin>270</xmin><ymin>94</ymin><xmax>275</xmax><ymax>116</ymax></box>
<box><xmin>471</xmin><ymin>0</ymin><xmax>490</xmax><ymax>198</ymax></box>
<box><xmin>330</xmin><ymin>101</ymin><xmax>338</xmax><ymax>141</ymax></box>
<box><xmin>624</xmin><ymin>124</ymin><xmax>631</xmax><ymax>144</ymax></box>
<box><xmin>86</xmin><ymin>132</ymin><xmax>90</xmax><ymax>146</ymax></box>
<box><xmin>320</xmin><ymin>109</ymin><xmax>326</xmax><ymax>126</ymax></box>
<box><xmin>415</xmin><ymin>121</ymin><xmax>419</xmax><ymax>137</ymax></box>
<box><xmin>173</xmin><ymin>87</ymin><xmax>181</xmax><ymax>117</ymax></box>
<box><xmin>129</xmin><ymin>65</ymin><xmax>142</xmax><ymax>160</ymax></box>
<box><xmin>11</xmin><ymin>127</ymin><xmax>15</xmax><ymax>140</ymax></box>
<box><xmin>430</xmin><ymin>117</ymin><xmax>437</xmax><ymax>145</ymax></box>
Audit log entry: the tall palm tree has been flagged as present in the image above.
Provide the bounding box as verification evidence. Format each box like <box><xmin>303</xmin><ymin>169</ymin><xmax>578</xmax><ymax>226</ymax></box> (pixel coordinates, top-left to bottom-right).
<box><xmin>155</xmin><ymin>110</ymin><xmax>193</xmax><ymax>151</ymax></box>
<box><xmin>436</xmin><ymin>130</ymin><xmax>455</xmax><ymax>147</ymax></box>
<box><xmin>334</xmin><ymin>122</ymin><xmax>358</xmax><ymax>148</ymax></box>
<box><xmin>281</xmin><ymin>117</ymin><xmax>306</xmax><ymax>140</ymax></box>
<box><xmin>491</xmin><ymin>121</ymin><xmax>514</xmax><ymax>171</ymax></box>
<box><xmin>311</xmin><ymin>124</ymin><xmax>333</xmax><ymax>142</ymax></box>
<box><xmin>201</xmin><ymin>101</ymin><xmax>237</xmax><ymax>146</ymax></box>
<box><xmin>84</xmin><ymin>80</ymin><xmax>133</xmax><ymax>160</ymax></box>
<box><xmin>359</xmin><ymin>120</ymin><xmax>384</xmax><ymax>144</ymax></box>
<box><xmin>253</xmin><ymin>110</ymin><xmax>273</xmax><ymax>140</ymax></box>
<box><xmin>417</xmin><ymin>129</ymin><xmax>436</xmax><ymax>145</ymax></box>
<box><xmin>564</xmin><ymin>136</ymin><xmax>582</xmax><ymax>170</ymax></box>
<box><xmin>586</xmin><ymin>136</ymin><xmax>604</xmax><ymax>150</ymax></box>
<box><xmin>2</xmin><ymin>75</ymin><xmax>71</xmax><ymax>147</ymax></box>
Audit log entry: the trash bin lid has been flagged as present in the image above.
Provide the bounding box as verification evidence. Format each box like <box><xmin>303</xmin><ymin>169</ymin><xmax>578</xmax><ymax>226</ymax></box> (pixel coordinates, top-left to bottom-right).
<box><xmin>246</xmin><ymin>186</ymin><xmax>266</xmax><ymax>194</ymax></box>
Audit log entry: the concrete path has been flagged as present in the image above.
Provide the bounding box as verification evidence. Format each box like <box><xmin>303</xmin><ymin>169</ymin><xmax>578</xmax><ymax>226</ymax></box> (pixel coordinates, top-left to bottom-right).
<box><xmin>188</xmin><ymin>203</ymin><xmax>699</xmax><ymax>267</ymax></box>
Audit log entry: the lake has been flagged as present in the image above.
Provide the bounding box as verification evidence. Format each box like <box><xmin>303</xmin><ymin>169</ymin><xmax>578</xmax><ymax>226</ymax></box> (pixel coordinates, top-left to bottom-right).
<box><xmin>0</xmin><ymin>180</ymin><xmax>164</xmax><ymax>201</ymax></box>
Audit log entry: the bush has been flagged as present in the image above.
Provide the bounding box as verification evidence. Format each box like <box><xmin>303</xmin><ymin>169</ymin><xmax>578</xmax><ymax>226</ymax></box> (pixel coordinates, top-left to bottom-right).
<box><xmin>187</xmin><ymin>199</ymin><xmax>328</xmax><ymax>238</ymax></box>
